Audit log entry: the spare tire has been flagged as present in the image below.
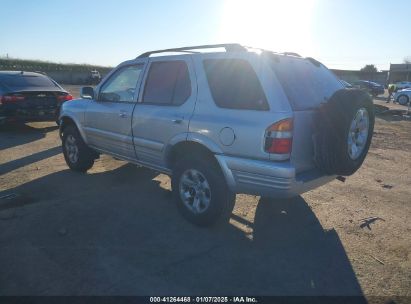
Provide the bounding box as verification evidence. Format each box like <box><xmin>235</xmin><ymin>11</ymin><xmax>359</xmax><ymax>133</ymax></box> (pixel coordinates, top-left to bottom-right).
<box><xmin>313</xmin><ymin>89</ymin><xmax>374</xmax><ymax>176</ymax></box>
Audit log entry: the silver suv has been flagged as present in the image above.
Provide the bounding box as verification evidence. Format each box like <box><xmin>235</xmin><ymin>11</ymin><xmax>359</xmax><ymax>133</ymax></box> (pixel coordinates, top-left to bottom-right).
<box><xmin>59</xmin><ymin>44</ymin><xmax>374</xmax><ymax>226</ymax></box>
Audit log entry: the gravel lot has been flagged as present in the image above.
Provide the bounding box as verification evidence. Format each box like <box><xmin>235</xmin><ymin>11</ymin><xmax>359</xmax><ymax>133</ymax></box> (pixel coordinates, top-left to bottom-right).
<box><xmin>0</xmin><ymin>86</ymin><xmax>410</xmax><ymax>300</ymax></box>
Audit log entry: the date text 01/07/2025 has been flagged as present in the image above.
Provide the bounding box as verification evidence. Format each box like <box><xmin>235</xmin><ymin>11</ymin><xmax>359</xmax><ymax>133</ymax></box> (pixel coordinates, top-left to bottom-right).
<box><xmin>149</xmin><ymin>297</ymin><xmax>258</xmax><ymax>303</ymax></box>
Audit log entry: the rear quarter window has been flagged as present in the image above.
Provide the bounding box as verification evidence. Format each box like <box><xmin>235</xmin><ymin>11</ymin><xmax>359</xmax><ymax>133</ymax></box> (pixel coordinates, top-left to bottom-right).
<box><xmin>203</xmin><ymin>58</ymin><xmax>269</xmax><ymax>111</ymax></box>
<box><xmin>271</xmin><ymin>57</ymin><xmax>343</xmax><ymax>110</ymax></box>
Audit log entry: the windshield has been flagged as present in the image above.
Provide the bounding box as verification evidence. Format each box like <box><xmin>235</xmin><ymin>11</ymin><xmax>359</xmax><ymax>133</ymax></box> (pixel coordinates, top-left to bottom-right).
<box><xmin>0</xmin><ymin>74</ymin><xmax>58</xmax><ymax>89</ymax></box>
<box><xmin>270</xmin><ymin>56</ymin><xmax>343</xmax><ymax>110</ymax></box>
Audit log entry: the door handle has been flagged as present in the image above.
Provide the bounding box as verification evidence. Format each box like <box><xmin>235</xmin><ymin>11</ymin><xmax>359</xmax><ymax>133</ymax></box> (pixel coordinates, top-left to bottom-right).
<box><xmin>119</xmin><ymin>111</ymin><xmax>128</xmax><ymax>118</ymax></box>
<box><xmin>172</xmin><ymin>117</ymin><xmax>184</xmax><ymax>124</ymax></box>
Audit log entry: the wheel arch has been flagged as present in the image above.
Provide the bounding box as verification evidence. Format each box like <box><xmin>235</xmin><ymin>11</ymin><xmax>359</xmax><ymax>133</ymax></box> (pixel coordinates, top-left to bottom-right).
<box><xmin>59</xmin><ymin>115</ymin><xmax>88</xmax><ymax>143</ymax></box>
<box><xmin>165</xmin><ymin>137</ymin><xmax>222</xmax><ymax>170</ymax></box>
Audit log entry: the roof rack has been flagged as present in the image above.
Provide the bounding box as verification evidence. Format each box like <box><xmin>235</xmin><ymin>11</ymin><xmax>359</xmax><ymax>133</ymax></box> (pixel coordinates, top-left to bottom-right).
<box><xmin>137</xmin><ymin>43</ymin><xmax>247</xmax><ymax>58</ymax></box>
<box><xmin>242</xmin><ymin>46</ymin><xmax>302</xmax><ymax>58</ymax></box>
<box><xmin>281</xmin><ymin>52</ymin><xmax>302</xmax><ymax>57</ymax></box>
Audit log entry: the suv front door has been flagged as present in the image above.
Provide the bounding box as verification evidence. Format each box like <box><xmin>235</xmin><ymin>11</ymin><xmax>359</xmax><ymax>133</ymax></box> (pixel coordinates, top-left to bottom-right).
<box><xmin>132</xmin><ymin>55</ymin><xmax>197</xmax><ymax>168</ymax></box>
<box><xmin>84</xmin><ymin>62</ymin><xmax>146</xmax><ymax>160</ymax></box>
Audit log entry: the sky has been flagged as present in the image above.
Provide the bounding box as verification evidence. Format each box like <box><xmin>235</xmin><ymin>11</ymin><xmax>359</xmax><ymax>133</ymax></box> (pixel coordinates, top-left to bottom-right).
<box><xmin>0</xmin><ymin>0</ymin><xmax>409</xmax><ymax>70</ymax></box>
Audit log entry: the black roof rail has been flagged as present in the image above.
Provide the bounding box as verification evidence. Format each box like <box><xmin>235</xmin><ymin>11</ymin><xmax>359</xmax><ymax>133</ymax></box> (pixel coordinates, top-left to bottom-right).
<box><xmin>137</xmin><ymin>43</ymin><xmax>247</xmax><ymax>58</ymax></box>
<box><xmin>306</xmin><ymin>57</ymin><xmax>322</xmax><ymax>67</ymax></box>
<box><xmin>243</xmin><ymin>47</ymin><xmax>302</xmax><ymax>58</ymax></box>
<box><xmin>281</xmin><ymin>52</ymin><xmax>302</xmax><ymax>57</ymax></box>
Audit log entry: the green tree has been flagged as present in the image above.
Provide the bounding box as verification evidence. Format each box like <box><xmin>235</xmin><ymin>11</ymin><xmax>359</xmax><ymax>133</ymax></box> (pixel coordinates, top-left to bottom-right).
<box><xmin>360</xmin><ymin>64</ymin><xmax>378</xmax><ymax>73</ymax></box>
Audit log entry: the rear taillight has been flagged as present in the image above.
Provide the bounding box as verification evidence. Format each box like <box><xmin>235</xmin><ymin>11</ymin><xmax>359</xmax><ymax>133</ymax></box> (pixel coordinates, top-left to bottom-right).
<box><xmin>0</xmin><ymin>95</ymin><xmax>25</xmax><ymax>104</ymax></box>
<box><xmin>264</xmin><ymin>118</ymin><xmax>293</xmax><ymax>155</ymax></box>
<box><xmin>58</xmin><ymin>94</ymin><xmax>73</xmax><ymax>102</ymax></box>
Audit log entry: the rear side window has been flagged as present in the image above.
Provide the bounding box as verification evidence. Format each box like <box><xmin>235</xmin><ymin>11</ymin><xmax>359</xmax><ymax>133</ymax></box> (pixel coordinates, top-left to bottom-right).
<box><xmin>0</xmin><ymin>74</ymin><xmax>58</xmax><ymax>88</ymax></box>
<box><xmin>143</xmin><ymin>61</ymin><xmax>191</xmax><ymax>105</ymax></box>
<box><xmin>203</xmin><ymin>59</ymin><xmax>269</xmax><ymax>111</ymax></box>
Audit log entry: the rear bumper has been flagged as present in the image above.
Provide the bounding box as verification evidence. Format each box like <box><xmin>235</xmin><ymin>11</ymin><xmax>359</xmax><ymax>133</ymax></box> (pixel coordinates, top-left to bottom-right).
<box><xmin>372</xmin><ymin>88</ymin><xmax>385</xmax><ymax>95</ymax></box>
<box><xmin>215</xmin><ymin>155</ymin><xmax>335</xmax><ymax>198</ymax></box>
<box><xmin>0</xmin><ymin>107</ymin><xmax>59</xmax><ymax>122</ymax></box>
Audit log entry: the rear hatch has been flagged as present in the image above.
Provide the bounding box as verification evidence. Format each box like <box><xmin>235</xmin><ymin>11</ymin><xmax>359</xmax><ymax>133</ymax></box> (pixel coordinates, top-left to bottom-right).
<box><xmin>270</xmin><ymin>55</ymin><xmax>344</xmax><ymax>173</ymax></box>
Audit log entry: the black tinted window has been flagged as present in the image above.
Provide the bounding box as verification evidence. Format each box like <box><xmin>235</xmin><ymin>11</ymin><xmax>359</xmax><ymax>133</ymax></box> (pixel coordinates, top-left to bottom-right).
<box><xmin>143</xmin><ymin>61</ymin><xmax>191</xmax><ymax>105</ymax></box>
<box><xmin>203</xmin><ymin>59</ymin><xmax>268</xmax><ymax>111</ymax></box>
<box><xmin>0</xmin><ymin>74</ymin><xmax>58</xmax><ymax>88</ymax></box>
<box><xmin>270</xmin><ymin>56</ymin><xmax>343</xmax><ymax>110</ymax></box>
<box><xmin>99</xmin><ymin>65</ymin><xmax>143</xmax><ymax>102</ymax></box>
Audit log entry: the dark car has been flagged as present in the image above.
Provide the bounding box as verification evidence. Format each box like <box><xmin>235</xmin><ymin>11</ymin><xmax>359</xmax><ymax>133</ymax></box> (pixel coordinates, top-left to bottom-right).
<box><xmin>340</xmin><ymin>79</ymin><xmax>353</xmax><ymax>88</ymax></box>
<box><xmin>0</xmin><ymin>71</ymin><xmax>72</xmax><ymax>124</ymax></box>
<box><xmin>352</xmin><ymin>80</ymin><xmax>385</xmax><ymax>97</ymax></box>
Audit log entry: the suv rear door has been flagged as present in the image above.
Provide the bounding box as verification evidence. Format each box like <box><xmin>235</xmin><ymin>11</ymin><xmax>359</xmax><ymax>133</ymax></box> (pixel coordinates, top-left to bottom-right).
<box><xmin>132</xmin><ymin>55</ymin><xmax>197</xmax><ymax>168</ymax></box>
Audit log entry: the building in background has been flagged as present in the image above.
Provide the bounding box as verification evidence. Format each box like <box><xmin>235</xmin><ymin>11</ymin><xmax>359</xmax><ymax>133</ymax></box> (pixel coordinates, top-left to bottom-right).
<box><xmin>388</xmin><ymin>64</ymin><xmax>411</xmax><ymax>83</ymax></box>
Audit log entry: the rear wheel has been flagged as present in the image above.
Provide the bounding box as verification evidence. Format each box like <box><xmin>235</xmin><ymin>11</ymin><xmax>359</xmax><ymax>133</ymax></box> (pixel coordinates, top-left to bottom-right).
<box><xmin>62</xmin><ymin>125</ymin><xmax>95</xmax><ymax>172</ymax></box>
<box><xmin>171</xmin><ymin>156</ymin><xmax>235</xmax><ymax>227</ymax></box>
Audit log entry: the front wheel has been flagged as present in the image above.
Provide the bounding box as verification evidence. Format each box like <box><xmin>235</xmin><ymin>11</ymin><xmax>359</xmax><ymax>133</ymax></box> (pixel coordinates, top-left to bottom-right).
<box><xmin>397</xmin><ymin>95</ymin><xmax>409</xmax><ymax>105</ymax></box>
<box><xmin>171</xmin><ymin>156</ymin><xmax>235</xmax><ymax>227</ymax></box>
<box><xmin>62</xmin><ymin>125</ymin><xmax>95</xmax><ymax>172</ymax></box>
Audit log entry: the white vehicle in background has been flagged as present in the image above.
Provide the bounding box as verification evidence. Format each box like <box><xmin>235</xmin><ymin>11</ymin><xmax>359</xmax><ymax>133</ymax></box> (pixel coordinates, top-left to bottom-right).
<box><xmin>89</xmin><ymin>69</ymin><xmax>101</xmax><ymax>85</ymax></box>
<box><xmin>393</xmin><ymin>88</ymin><xmax>411</xmax><ymax>105</ymax></box>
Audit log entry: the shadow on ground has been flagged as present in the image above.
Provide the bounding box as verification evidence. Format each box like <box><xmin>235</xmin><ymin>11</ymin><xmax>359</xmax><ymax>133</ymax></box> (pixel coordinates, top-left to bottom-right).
<box><xmin>0</xmin><ymin>146</ymin><xmax>61</xmax><ymax>175</ymax></box>
<box><xmin>0</xmin><ymin>122</ymin><xmax>58</xmax><ymax>150</ymax></box>
<box><xmin>374</xmin><ymin>104</ymin><xmax>410</xmax><ymax>122</ymax></box>
<box><xmin>0</xmin><ymin>164</ymin><xmax>365</xmax><ymax>298</ymax></box>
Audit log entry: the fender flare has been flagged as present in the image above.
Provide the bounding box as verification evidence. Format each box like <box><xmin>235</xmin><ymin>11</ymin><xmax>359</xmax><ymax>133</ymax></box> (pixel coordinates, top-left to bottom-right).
<box><xmin>164</xmin><ymin>132</ymin><xmax>224</xmax><ymax>167</ymax></box>
<box><xmin>59</xmin><ymin>114</ymin><xmax>88</xmax><ymax>144</ymax></box>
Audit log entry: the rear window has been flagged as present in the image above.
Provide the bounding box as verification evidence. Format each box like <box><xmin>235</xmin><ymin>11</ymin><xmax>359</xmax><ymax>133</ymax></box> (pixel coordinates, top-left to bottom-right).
<box><xmin>0</xmin><ymin>74</ymin><xmax>58</xmax><ymax>88</ymax></box>
<box><xmin>143</xmin><ymin>61</ymin><xmax>191</xmax><ymax>106</ymax></box>
<box><xmin>203</xmin><ymin>59</ymin><xmax>269</xmax><ymax>111</ymax></box>
<box><xmin>270</xmin><ymin>57</ymin><xmax>343</xmax><ymax>110</ymax></box>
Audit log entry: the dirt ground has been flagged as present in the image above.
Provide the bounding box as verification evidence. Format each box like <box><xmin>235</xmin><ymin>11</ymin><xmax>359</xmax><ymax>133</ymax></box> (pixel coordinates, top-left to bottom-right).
<box><xmin>0</xmin><ymin>86</ymin><xmax>410</xmax><ymax>300</ymax></box>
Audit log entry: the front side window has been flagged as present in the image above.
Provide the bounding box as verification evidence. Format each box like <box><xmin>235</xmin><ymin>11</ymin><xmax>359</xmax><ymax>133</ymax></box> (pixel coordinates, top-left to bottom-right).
<box><xmin>99</xmin><ymin>65</ymin><xmax>143</xmax><ymax>102</ymax></box>
<box><xmin>203</xmin><ymin>59</ymin><xmax>269</xmax><ymax>111</ymax></box>
<box><xmin>142</xmin><ymin>61</ymin><xmax>191</xmax><ymax>105</ymax></box>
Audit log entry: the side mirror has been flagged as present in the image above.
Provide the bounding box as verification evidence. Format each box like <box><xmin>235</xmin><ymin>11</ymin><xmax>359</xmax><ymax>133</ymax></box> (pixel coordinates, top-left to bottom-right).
<box><xmin>80</xmin><ymin>87</ymin><xmax>95</xmax><ymax>99</ymax></box>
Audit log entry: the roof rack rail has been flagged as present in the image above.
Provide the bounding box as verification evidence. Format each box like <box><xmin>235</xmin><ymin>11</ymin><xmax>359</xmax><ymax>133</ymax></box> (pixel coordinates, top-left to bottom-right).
<box><xmin>242</xmin><ymin>46</ymin><xmax>302</xmax><ymax>58</ymax></box>
<box><xmin>281</xmin><ymin>52</ymin><xmax>302</xmax><ymax>57</ymax></box>
<box><xmin>137</xmin><ymin>43</ymin><xmax>247</xmax><ymax>58</ymax></box>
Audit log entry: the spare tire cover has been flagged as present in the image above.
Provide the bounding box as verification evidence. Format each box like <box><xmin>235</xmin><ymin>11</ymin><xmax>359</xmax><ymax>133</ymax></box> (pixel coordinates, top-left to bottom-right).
<box><xmin>313</xmin><ymin>88</ymin><xmax>375</xmax><ymax>176</ymax></box>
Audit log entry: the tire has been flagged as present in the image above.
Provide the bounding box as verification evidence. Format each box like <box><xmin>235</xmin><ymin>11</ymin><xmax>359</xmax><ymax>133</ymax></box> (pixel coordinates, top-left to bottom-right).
<box><xmin>62</xmin><ymin>125</ymin><xmax>95</xmax><ymax>172</ymax></box>
<box><xmin>171</xmin><ymin>155</ymin><xmax>235</xmax><ymax>227</ymax></box>
<box><xmin>397</xmin><ymin>94</ymin><xmax>409</xmax><ymax>105</ymax></box>
<box><xmin>313</xmin><ymin>89</ymin><xmax>375</xmax><ymax>176</ymax></box>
